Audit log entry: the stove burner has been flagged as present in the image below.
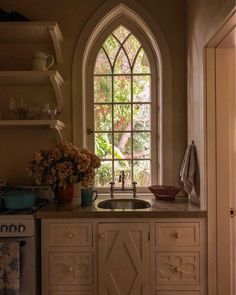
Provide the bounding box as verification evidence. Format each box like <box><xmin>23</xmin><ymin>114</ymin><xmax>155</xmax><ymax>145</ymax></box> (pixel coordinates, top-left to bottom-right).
<box><xmin>0</xmin><ymin>198</ymin><xmax>49</xmax><ymax>215</ymax></box>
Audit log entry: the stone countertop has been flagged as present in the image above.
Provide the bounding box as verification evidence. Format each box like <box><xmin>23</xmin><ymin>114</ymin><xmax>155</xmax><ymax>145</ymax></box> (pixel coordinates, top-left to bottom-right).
<box><xmin>36</xmin><ymin>195</ymin><xmax>207</xmax><ymax>219</ymax></box>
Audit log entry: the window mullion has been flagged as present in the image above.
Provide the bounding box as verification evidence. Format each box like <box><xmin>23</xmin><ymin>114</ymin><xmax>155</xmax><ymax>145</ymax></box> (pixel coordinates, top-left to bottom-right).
<box><xmin>131</xmin><ymin>69</ymin><xmax>134</xmax><ymax>184</ymax></box>
<box><xmin>112</xmin><ymin>72</ymin><xmax>115</xmax><ymax>182</ymax></box>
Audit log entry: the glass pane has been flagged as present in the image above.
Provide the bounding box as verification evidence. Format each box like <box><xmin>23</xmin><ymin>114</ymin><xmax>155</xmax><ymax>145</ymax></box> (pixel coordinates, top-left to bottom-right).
<box><xmin>114</xmin><ymin>133</ymin><xmax>131</xmax><ymax>159</ymax></box>
<box><xmin>114</xmin><ymin>48</ymin><xmax>131</xmax><ymax>74</ymax></box>
<box><xmin>114</xmin><ymin>104</ymin><xmax>131</xmax><ymax>131</ymax></box>
<box><xmin>133</xmin><ymin>48</ymin><xmax>150</xmax><ymax>74</ymax></box>
<box><xmin>114</xmin><ymin>160</ymin><xmax>132</xmax><ymax>186</ymax></box>
<box><xmin>94</xmin><ymin>105</ymin><xmax>112</xmax><ymax>131</ymax></box>
<box><xmin>123</xmin><ymin>34</ymin><xmax>141</xmax><ymax>66</ymax></box>
<box><xmin>133</xmin><ymin>75</ymin><xmax>151</xmax><ymax>102</ymax></box>
<box><xmin>103</xmin><ymin>35</ymin><xmax>120</xmax><ymax>66</ymax></box>
<box><xmin>94</xmin><ymin>76</ymin><xmax>112</xmax><ymax>103</ymax></box>
<box><xmin>133</xmin><ymin>160</ymin><xmax>151</xmax><ymax>186</ymax></box>
<box><xmin>95</xmin><ymin>133</ymin><xmax>112</xmax><ymax>159</ymax></box>
<box><xmin>114</xmin><ymin>76</ymin><xmax>131</xmax><ymax>102</ymax></box>
<box><xmin>113</xmin><ymin>26</ymin><xmax>130</xmax><ymax>43</ymax></box>
<box><xmin>133</xmin><ymin>132</ymin><xmax>151</xmax><ymax>159</ymax></box>
<box><xmin>133</xmin><ymin>104</ymin><xmax>151</xmax><ymax>130</ymax></box>
<box><xmin>94</xmin><ymin>48</ymin><xmax>111</xmax><ymax>74</ymax></box>
<box><xmin>95</xmin><ymin>161</ymin><xmax>113</xmax><ymax>187</ymax></box>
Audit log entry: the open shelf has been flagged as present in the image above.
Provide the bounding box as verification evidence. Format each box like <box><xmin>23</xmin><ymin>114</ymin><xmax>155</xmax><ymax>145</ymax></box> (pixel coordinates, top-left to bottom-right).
<box><xmin>0</xmin><ymin>119</ymin><xmax>65</xmax><ymax>139</ymax></box>
<box><xmin>0</xmin><ymin>70</ymin><xmax>64</xmax><ymax>112</ymax></box>
<box><xmin>0</xmin><ymin>22</ymin><xmax>63</xmax><ymax>63</ymax></box>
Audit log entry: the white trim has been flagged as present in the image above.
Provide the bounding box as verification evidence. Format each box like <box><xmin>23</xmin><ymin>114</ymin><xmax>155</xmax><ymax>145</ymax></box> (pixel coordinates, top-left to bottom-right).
<box><xmin>72</xmin><ymin>0</ymin><xmax>173</xmax><ymax>184</ymax></box>
<box><xmin>205</xmin><ymin>6</ymin><xmax>236</xmax><ymax>295</ymax></box>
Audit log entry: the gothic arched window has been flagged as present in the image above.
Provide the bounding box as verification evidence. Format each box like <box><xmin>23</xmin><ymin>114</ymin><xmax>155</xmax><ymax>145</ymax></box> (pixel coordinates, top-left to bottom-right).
<box><xmin>93</xmin><ymin>25</ymin><xmax>153</xmax><ymax>188</ymax></box>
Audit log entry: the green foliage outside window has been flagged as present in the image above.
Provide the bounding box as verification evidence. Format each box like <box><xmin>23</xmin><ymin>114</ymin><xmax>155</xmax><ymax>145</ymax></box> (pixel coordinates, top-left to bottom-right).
<box><xmin>94</xmin><ymin>26</ymin><xmax>152</xmax><ymax>187</ymax></box>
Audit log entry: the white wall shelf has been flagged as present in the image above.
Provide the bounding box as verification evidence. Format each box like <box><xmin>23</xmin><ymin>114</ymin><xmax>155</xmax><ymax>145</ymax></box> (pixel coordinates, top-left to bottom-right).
<box><xmin>0</xmin><ymin>22</ymin><xmax>64</xmax><ymax>63</ymax></box>
<box><xmin>0</xmin><ymin>70</ymin><xmax>64</xmax><ymax>112</ymax></box>
<box><xmin>0</xmin><ymin>119</ymin><xmax>65</xmax><ymax>139</ymax></box>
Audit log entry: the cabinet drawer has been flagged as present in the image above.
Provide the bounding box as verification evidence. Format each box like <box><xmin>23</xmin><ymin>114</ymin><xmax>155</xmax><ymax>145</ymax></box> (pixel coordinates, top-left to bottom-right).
<box><xmin>51</xmin><ymin>292</ymin><xmax>93</xmax><ymax>295</ymax></box>
<box><xmin>51</xmin><ymin>292</ymin><xmax>92</xmax><ymax>295</ymax></box>
<box><xmin>49</xmin><ymin>252</ymin><xmax>93</xmax><ymax>286</ymax></box>
<box><xmin>48</xmin><ymin>223</ymin><xmax>92</xmax><ymax>247</ymax></box>
<box><xmin>155</xmin><ymin>223</ymin><xmax>200</xmax><ymax>247</ymax></box>
<box><xmin>156</xmin><ymin>252</ymin><xmax>200</xmax><ymax>285</ymax></box>
<box><xmin>156</xmin><ymin>292</ymin><xmax>200</xmax><ymax>295</ymax></box>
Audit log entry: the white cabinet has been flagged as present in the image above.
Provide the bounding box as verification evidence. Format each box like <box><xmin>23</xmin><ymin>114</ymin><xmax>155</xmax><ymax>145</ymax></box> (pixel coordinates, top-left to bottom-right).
<box><xmin>41</xmin><ymin>218</ymin><xmax>206</xmax><ymax>295</ymax></box>
<box><xmin>153</xmin><ymin>219</ymin><xmax>206</xmax><ymax>295</ymax></box>
<box><xmin>98</xmin><ymin>222</ymin><xmax>150</xmax><ymax>294</ymax></box>
<box><xmin>41</xmin><ymin>220</ymin><xmax>96</xmax><ymax>295</ymax></box>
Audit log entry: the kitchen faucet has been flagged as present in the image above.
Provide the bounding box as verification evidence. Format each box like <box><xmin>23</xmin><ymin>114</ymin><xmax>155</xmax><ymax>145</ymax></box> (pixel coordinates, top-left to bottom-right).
<box><xmin>109</xmin><ymin>171</ymin><xmax>137</xmax><ymax>198</ymax></box>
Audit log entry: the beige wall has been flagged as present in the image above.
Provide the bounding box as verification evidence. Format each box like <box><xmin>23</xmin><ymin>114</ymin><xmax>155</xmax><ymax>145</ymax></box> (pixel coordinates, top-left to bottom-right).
<box><xmin>0</xmin><ymin>0</ymin><xmax>186</xmax><ymax>185</ymax></box>
<box><xmin>186</xmin><ymin>0</ymin><xmax>235</xmax><ymax>206</ymax></box>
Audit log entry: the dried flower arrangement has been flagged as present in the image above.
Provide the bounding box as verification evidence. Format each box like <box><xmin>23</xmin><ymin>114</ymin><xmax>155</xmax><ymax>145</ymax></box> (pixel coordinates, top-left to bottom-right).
<box><xmin>26</xmin><ymin>141</ymin><xmax>101</xmax><ymax>189</ymax></box>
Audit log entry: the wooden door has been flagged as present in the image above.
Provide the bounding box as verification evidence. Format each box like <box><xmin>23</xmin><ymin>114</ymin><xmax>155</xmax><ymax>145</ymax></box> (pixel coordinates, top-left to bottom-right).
<box><xmin>98</xmin><ymin>223</ymin><xmax>150</xmax><ymax>295</ymax></box>
<box><xmin>206</xmin><ymin>8</ymin><xmax>236</xmax><ymax>295</ymax></box>
<box><xmin>216</xmin><ymin>46</ymin><xmax>235</xmax><ymax>295</ymax></box>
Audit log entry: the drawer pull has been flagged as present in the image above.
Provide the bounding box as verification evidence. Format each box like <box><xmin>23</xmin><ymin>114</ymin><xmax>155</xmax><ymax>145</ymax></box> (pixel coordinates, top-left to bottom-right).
<box><xmin>69</xmin><ymin>266</ymin><xmax>75</xmax><ymax>272</ymax></box>
<box><xmin>98</xmin><ymin>233</ymin><xmax>105</xmax><ymax>239</ymax></box>
<box><xmin>175</xmin><ymin>232</ymin><xmax>181</xmax><ymax>239</ymax></box>
<box><xmin>174</xmin><ymin>266</ymin><xmax>181</xmax><ymax>273</ymax></box>
<box><xmin>67</xmin><ymin>232</ymin><xmax>74</xmax><ymax>239</ymax></box>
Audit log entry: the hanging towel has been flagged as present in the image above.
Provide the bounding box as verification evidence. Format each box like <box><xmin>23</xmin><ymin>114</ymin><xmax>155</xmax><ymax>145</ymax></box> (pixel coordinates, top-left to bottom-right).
<box><xmin>0</xmin><ymin>242</ymin><xmax>20</xmax><ymax>295</ymax></box>
<box><xmin>180</xmin><ymin>143</ymin><xmax>196</xmax><ymax>194</ymax></box>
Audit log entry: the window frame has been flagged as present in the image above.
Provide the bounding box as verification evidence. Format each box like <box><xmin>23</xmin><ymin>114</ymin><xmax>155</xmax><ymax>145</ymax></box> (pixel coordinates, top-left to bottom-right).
<box><xmin>86</xmin><ymin>18</ymin><xmax>158</xmax><ymax>192</ymax></box>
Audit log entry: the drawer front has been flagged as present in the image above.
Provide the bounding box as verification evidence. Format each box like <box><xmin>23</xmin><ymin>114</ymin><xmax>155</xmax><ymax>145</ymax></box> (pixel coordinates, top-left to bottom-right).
<box><xmin>48</xmin><ymin>223</ymin><xmax>92</xmax><ymax>247</ymax></box>
<box><xmin>156</xmin><ymin>292</ymin><xmax>200</xmax><ymax>295</ymax></box>
<box><xmin>51</xmin><ymin>292</ymin><xmax>93</xmax><ymax>295</ymax></box>
<box><xmin>155</xmin><ymin>223</ymin><xmax>200</xmax><ymax>247</ymax></box>
<box><xmin>156</xmin><ymin>252</ymin><xmax>200</xmax><ymax>285</ymax></box>
<box><xmin>49</xmin><ymin>252</ymin><xmax>93</xmax><ymax>286</ymax></box>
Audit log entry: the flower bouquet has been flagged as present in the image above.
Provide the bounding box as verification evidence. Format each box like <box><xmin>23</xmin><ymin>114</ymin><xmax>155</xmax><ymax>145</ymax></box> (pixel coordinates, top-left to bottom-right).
<box><xmin>26</xmin><ymin>140</ymin><xmax>101</xmax><ymax>203</ymax></box>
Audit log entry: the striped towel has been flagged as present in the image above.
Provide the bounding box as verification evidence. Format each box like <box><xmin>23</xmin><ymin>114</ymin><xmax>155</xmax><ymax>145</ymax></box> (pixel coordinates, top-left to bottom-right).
<box><xmin>0</xmin><ymin>242</ymin><xmax>20</xmax><ymax>295</ymax></box>
<box><xmin>180</xmin><ymin>143</ymin><xmax>196</xmax><ymax>194</ymax></box>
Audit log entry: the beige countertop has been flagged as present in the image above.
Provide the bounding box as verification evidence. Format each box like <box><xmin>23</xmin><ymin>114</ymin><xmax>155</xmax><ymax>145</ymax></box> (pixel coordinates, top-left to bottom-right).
<box><xmin>36</xmin><ymin>195</ymin><xmax>207</xmax><ymax>219</ymax></box>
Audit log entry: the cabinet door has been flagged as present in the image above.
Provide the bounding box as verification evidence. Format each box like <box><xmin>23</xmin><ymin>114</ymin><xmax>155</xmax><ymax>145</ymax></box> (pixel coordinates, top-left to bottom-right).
<box><xmin>156</xmin><ymin>252</ymin><xmax>200</xmax><ymax>285</ymax></box>
<box><xmin>49</xmin><ymin>252</ymin><xmax>93</xmax><ymax>286</ymax></box>
<box><xmin>98</xmin><ymin>223</ymin><xmax>150</xmax><ymax>295</ymax></box>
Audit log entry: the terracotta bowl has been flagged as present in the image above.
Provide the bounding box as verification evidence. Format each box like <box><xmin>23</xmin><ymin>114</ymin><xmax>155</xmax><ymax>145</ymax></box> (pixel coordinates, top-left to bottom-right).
<box><xmin>148</xmin><ymin>185</ymin><xmax>181</xmax><ymax>201</ymax></box>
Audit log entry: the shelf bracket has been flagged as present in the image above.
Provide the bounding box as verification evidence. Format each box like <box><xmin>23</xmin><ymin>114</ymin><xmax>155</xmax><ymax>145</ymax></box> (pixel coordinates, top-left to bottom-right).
<box><xmin>49</xmin><ymin>72</ymin><xmax>63</xmax><ymax>113</ymax></box>
<box><xmin>49</xmin><ymin>120</ymin><xmax>64</xmax><ymax>140</ymax></box>
<box><xmin>48</xmin><ymin>25</ymin><xmax>63</xmax><ymax>64</ymax></box>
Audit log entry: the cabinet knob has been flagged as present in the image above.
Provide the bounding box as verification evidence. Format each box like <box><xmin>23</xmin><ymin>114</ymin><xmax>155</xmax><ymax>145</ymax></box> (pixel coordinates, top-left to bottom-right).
<box><xmin>67</xmin><ymin>232</ymin><xmax>74</xmax><ymax>239</ymax></box>
<box><xmin>68</xmin><ymin>266</ymin><xmax>75</xmax><ymax>272</ymax></box>
<box><xmin>175</xmin><ymin>232</ymin><xmax>181</xmax><ymax>239</ymax></box>
<box><xmin>175</xmin><ymin>266</ymin><xmax>181</xmax><ymax>273</ymax></box>
<box><xmin>98</xmin><ymin>233</ymin><xmax>105</xmax><ymax>239</ymax></box>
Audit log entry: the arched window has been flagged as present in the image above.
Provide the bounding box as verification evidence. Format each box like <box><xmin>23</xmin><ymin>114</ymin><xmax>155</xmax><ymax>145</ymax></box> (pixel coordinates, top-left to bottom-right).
<box><xmin>73</xmin><ymin>3</ymin><xmax>173</xmax><ymax>191</ymax></box>
<box><xmin>93</xmin><ymin>25</ymin><xmax>153</xmax><ymax>188</ymax></box>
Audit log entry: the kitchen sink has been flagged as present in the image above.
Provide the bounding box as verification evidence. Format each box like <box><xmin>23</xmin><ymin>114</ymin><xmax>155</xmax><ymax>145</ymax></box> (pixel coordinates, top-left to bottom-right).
<box><xmin>97</xmin><ymin>198</ymin><xmax>151</xmax><ymax>210</ymax></box>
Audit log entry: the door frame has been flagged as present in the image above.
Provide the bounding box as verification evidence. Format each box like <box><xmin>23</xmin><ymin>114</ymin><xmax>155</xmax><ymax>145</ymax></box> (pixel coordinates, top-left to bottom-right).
<box><xmin>205</xmin><ymin>6</ymin><xmax>236</xmax><ymax>295</ymax></box>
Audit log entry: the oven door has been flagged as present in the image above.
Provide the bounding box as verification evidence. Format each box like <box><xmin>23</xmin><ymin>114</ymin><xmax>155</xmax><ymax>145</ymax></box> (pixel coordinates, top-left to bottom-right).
<box><xmin>0</xmin><ymin>237</ymin><xmax>37</xmax><ymax>295</ymax></box>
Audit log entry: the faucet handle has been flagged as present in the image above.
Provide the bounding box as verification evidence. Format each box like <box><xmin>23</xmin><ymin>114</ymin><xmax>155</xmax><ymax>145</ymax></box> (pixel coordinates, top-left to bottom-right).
<box><xmin>132</xmin><ymin>181</ymin><xmax>137</xmax><ymax>198</ymax></box>
<box><xmin>118</xmin><ymin>171</ymin><xmax>125</xmax><ymax>182</ymax></box>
